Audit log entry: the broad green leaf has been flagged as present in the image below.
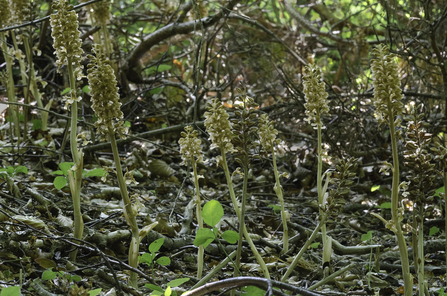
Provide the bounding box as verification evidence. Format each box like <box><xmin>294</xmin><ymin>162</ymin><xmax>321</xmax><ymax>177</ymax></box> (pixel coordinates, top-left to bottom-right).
<box><xmin>310</xmin><ymin>242</ymin><xmax>320</xmax><ymax>249</ymax></box>
<box><xmin>375</xmin><ymin>202</ymin><xmax>391</xmax><ymax>209</ymax></box>
<box><xmin>0</xmin><ymin>286</ymin><xmax>20</xmax><ymax>296</ymax></box>
<box><xmin>202</xmin><ymin>200</ymin><xmax>223</xmax><ymax>227</ymax></box>
<box><xmin>241</xmin><ymin>285</ymin><xmax>265</xmax><ymax>296</ymax></box>
<box><xmin>221</xmin><ymin>230</ymin><xmax>239</xmax><ymax>244</ymax></box>
<box><xmin>50</xmin><ymin>170</ymin><xmax>64</xmax><ymax>175</ymax></box>
<box><xmin>149</xmin><ymin>238</ymin><xmax>165</xmax><ymax>254</ymax></box>
<box><xmin>156</xmin><ymin>256</ymin><xmax>171</xmax><ymax>266</ymax></box>
<box><xmin>32</xmin><ymin>119</ymin><xmax>42</xmax><ymax>130</ymax></box>
<box><xmin>150</xmin><ymin>87</ymin><xmax>163</xmax><ymax>94</ymax></box>
<box><xmin>61</xmin><ymin>87</ymin><xmax>71</xmax><ymax>95</ymax></box>
<box><xmin>165</xmin><ymin>286</ymin><xmax>171</xmax><ymax>296</ymax></box>
<box><xmin>85</xmin><ymin>168</ymin><xmax>105</xmax><ymax>177</ymax></box>
<box><xmin>82</xmin><ymin>85</ymin><xmax>90</xmax><ymax>93</ymax></box>
<box><xmin>54</xmin><ymin>176</ymin><xmax>68</xmax><ymax>190</ymax></box>
<box><xmin>166</xmin><ymin>278</ymin><xmax>190</xmax><ymax>288</ymax></box>
<box><xmin>267</xmin><ymin>204</ymin><xmax>281</xmax><ymax>214</ymax></box>
<box><xmin>71</xmin><ymin>275</ymin><xmax>82</xmax><ymax>281</ymax></box>
<box><xmin>15</xmin><ymin>166</ymin><xmax>28</xmax><ymax>174</ymax></box>
<box><xmin>371</xmin><ymin>185</ymin><xmax>380</xmax><ymax>192</ymax></box>
<box><xmin>42</xmin><ymin>270</ymin><xmax>57</xmax><ymax>280</ymax></box>
<box><xmin>59</xmin><ymin>162</ymin><xmax>74</xmax><ymax>176</ymax></box>
<box><xmin>361</xmin><ymin>231</ymin><xmax>373</xmax><ymax>242</ymax></box>
<box><xmin>124</xmin><ymin>121</ymin><xmax>131</xmax><ymax>127</ymax></box>
<box><xmin>194</xmin><ymin>228</ymin><xmax>215</xmax><ymax>247</ymax></box>
<box><xmin>429</xmin><ymin>226</ymin><xmax>439</xmax><ymax>236</ymax></box>
<box><xmin>145</xmin><ymin>284</ymin><xmax>164</xmax><ymax>292</ymax></box>
<box><xmin>88</xmin><ymin>288</ymin><xmax>102</xmax><ymax>296</ymax></box>
<box><xmin>434</xmin><ymin>186</ymin><xmax>445</xmax><ymax>197</ymax></box>
<box><xmin>140</xmin><ymin>252</ymin><xmax>153</xmax><ymax>264</ymax></box>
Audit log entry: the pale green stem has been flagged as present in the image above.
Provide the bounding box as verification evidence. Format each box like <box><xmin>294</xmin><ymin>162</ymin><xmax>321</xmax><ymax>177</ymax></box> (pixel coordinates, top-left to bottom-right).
<box><xmin>281</xmin><ymin>209</ymin><xmax>330</xmax><ymax>282</ymax></box>
<box><xmin>102</xmin><ymin>25</ymin><xmax>111</xmax><ymax>59</ymax></box>
<box><xmin>192</xmin><ymin>250</ymin><xmax>237</xmax><ymax>290</ymax></box>
<box><xmin>220</xmin><ymin>151</ymin><xmax>270</xmax><ymax>279</ymax></box>
<box><xmin>23</xmin><ymin>37</ymin><xmax>47</xmax><ymax>131</ymax></box>
<box><xmin>388</xmin><ymin>112</ymin><xmax>412</xmax><ymax>296</ymax></box>
<box><xmin>272</xmin><ymin>149</ymin><xmax>288</xmax><ymax>253</ymax></box>
<box><xmin>11</xmin><ymin>31</ymin><xmax>28</xmax><ymax>139</ymax></box>
<box><xmin>191</xmin><ymin>156</ymin><xmax>204</xmax><ymax>279</ymax></box>
<box><xmin>234</xmin><ymin>158</ymin><xmax>248</xmax><ymax>280</ymax></box>
<box><xmin>108</xmin><ymin>126</ymin><xmax>139</xmax><ymax>288</ymax></box>
<box><xmin>1</xmin><ymin>32</ymin><xmax>20</xmax><ymax>143</ymax></box>
<box><xmin>68</xmin><ymin>154</ymin><xmax>84</xmax><ymax>262</ymax></box>
<box><xmin>317</xmin><ymin>115</ymin><xmax>328</xmax><ymax>276</ymax></box>
<box><xmin>66</xmin><ymin>58</ymin><xmax>84</xmax><ymax>262</ymax></box>
<box><xmin>417</xmin><ymin>205</ymin><xmax>424</xmax><ymax>296</ymax></box>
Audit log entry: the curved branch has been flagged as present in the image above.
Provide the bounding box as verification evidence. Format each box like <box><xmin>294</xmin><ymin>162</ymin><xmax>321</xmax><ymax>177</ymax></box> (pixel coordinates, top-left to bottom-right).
<box><xmin>124</xmin><ymin>0</ymin><xmax>239</xmax><ymax>82</ymax></box>
<box><xmin>281</xmin><ymin>0</ymin><xmax>353</xmax><ymax>46</ymax></box>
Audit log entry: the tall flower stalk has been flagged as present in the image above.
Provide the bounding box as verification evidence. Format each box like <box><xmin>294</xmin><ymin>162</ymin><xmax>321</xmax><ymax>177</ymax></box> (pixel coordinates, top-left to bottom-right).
<box><xmin>50</xmin><ymin>0</ymin><xmax>84</xmax><ymax>261</ymax></box>
<box><xmin>87</xmin><ymin>45</ymin><xmax>139</xmax><ymax>288</ymax></box>
<box><xmin>179</xmin><ymin>125</ymin><xmax>205</xmax><ymax>278</ymax></box>
<box><xmin>204</xmin><ymin>98</ymin><xmax>270</xmax><ymax>279</ymax></box>
<box><xmin>259</xmin><ymin>114</ymin><xmax>289</xmax><ymax>253</ymax></box>
<box><xmin>370</xmin><ymin>44</ymin><xmax>412</xmax><ymax>296</ymax></box>
<box><xmin>302</xmin><ymin>63</ymin><xmax>330</xmax><ymax>276</ymax></box>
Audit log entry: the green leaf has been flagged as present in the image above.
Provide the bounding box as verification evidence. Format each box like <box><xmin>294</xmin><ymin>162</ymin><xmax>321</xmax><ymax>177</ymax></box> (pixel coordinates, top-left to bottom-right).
<box><xmin>71</xmin><ymin>275</ymin><xmax>82</xmax><ymax>281</ymax></box>
<box><xmin>165</xmin><ymin>286</ymin><xmax>171</xmax><ymax>296</ymax></box>
<box><xmin>146</xmin><ymin>65</ymin><xmax>172</xmax><ymax>75</ymax></box>
<box><xmin>54</xmin><ymin>176</ymin><xmax>68</xmax><ymax>190</ymax></box>
<box><xmin>42</xmin><ymin>270</ymin><xmax>57</xmax><ymax>280</ymax></box>
<box><xmin>124</xmin><ymin>121</ymin><xmax>131</xmax><ymax>127</ymax></box>
<box><xmin>151</xmin><ymin>292</ymin><xmax>163</xmax><ymax>296</ymax></box>
<box><xmin>149</xmin><ymin>238</ymin><xmax>165</xmax><ymax>254</ymax></box>
<box><xmin>145</xmin><ymin>284</ymin><xmax>164</xmax><ymax>292</ymax></box>
<box><xmin>0</xmin><ymin>286</ymin><xmax>20</xmax><ymax>296</ymax></box>
<box><xmin>140</xmin><ymin>252</ymin><xmax>153</xmax><ymax>265</ymax></box>
<box><xmin>267</xmin><ymin>204</ymin><xmax>281</xmax><ymax>214</ymax></box>
<box><xmin>15</xmin><ymin>166</ymin><xmax>28</xmax><ymax>175</ymax></box>
<box><xmin>434</xmin><ymin>186</ymin><xmax>445</xmax><ymax>197</ymax></box>
<box><xmin>59</xmin><ymin>162</ymin><xmax>74</xmax><ymax>176</ymax></box>
<box><xmin>429</xmin><ymin>226</ymin><xmax>440</xmax><ymax>236</ymax></box>
<box><xmin>166</xmin><ymin>278</ymin><xmax>190</xmax><ymax>288</ymax></box>
<box><xmin>221</xmin><ymin>230</ymin><xmax>239</xmax><ymax>244</ymax></box>
<box><xmin>241</xmin><ymin>285</ymin><xmax>265</xmax><ymax>296</ymax></box>
<box><xmin>371</xmin><ymin>185</ymin><xmax>380</xmax><ymax>192</ymax></box>
<box><xmin>361</xmin><ymin>231</ymin><xmax>373</xmax><ymax>242</ymax></box>
<box><xmin>375</xmin><ymin>202</ymin><xmax>391</xmax><ymax>209</ymax></box>
<box><xmin>32</xmin><ymin>119</ymin><xmax>42</xmax><ymax>130</ymax></box>
<box><xmin>50</xmin><ymin>170</ymin><xmax>64</xmax><ymax>175</ymax></box>
<box><xmin>310</xmin><ymin>242</ymin><xmax>320</xmax><ymax>249</ymax></box>
<box><xmin>40</xmin><ymin>2</ymin><xmax>49</xmax><ymax>10</ymax></box>
<box><xmin>88</xmin><ymin>288</ymin><xmax>102</xmax><ymax>296</ymax></box>
<box><xmin>156</xmin><ymin>256</ymin><xmax>171</xmax><ymax>266</ymax></box>
<box><xmin>82</xmin><ymin>85</ymin><xmax>90</xmax><ymax>93</ymax></box>
<box><xmin>194</xmin><ymin>228</ymin><xmax>215</xmax><ymax>247</ymax></box>
<box><xmin>61</xmin><ymin>87</ymin><xmax>71</xmax><ymax>95</ymax></box>
<box><xmin>150</xmin><ymin>87</ymin><xmax>163</xmax><ymax>94</ymax></box>
<box><xmin>202</xmin><ymin>200</ymin><xmax>223</xmax><ymax>227</ymax></box>
<box><xmin>39</xmin><ymin>140</ymin><xmax>48</xmax><ymax>147</ymax></box>
<box><xmin>85</xmin><ymin>168</ymin><xmax>105</xmax><ymax>177</ymax></box>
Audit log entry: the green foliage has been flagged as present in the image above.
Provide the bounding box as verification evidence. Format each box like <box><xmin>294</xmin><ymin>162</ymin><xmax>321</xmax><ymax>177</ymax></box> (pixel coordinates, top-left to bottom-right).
<box><xmin>375</xmin><ymin>202</ymin><xmax>392</xmax><ymax>209</ymax></box>
<box><xmin>51</xmin><ymin>162</ymin><xmax>106</xmax><ymax>190</ymax></box>
<box><xmin>361</xmin><ymin>231</ymin><xmax>373</xmax><ymax>242</ymax></box>
<box><xmin>241</xmin><ymin>285</ymin><xmax>265</xmax><ymax>296</ymax></box>
<box><xmin>194</xmin><ymin>200</ymin><xmax>240</xmax><ymax>249</ymax></box>
<box><xmin>0</xmin><ymin>286</ymin><xmax>20</xmax><ymax>296</ymax></box>
<box><xmin>32</xmin><ymin>119</ymin><xmax>42</xmax><ymax>130</ymax></box>
<box><xmin>41</xmin><ymin>268</ymin><xmax>82</xmax><ymax>292</ymax></box>
<box><xmin>145</xmin><ymin>276</ymin><xmax>190</xmax><ymax>296</ymax></box>
<box><xmin>140</xmin><ymin>238</ymin><xmax>171</xmax><ymax>281</ymax></box>
<box><xmin>310</xmin><ymin>242</ymin><xmax>320</xmax><ymax>249</ymax></box>
<box><xmin>0</xmin><ymin>165</ymin><xmax>28</xmax><ymax>179</ymax></box>
<box><xmin>429</xmin><ymin>226</ymin><xmax>439</xmax><ymax>236</ymax></box>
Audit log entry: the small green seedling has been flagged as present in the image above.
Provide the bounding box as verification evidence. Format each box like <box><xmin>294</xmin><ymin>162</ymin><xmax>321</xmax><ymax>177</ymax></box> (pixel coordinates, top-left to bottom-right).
<box><xmin>145</xmin><ymin>277</ymin><xmax>190</xmax><ymax>296</ymax></box>
<box><xmin>140</xmin><ymin>238</ymin><xmax>171</xmax><ymax>278</ymax></box>
<box><xmin>41</xmin><ymin>269</ymin><xmax>82</xmax><ymax>292</ymax></box>
<box><xmin>194</xmin><ymin>200</ymin><xmax>240</xmax><ymax>249</ymax></box>
<box><xmin>438</xmin><ymin>287</ymin><xmax>447</xmax><ymax>296</ymax></box>
<box><xmin>0</xmin><ymin>166</ymin><xmax>28</xmax><ymax>179</ymax></box>
<box><xmin>375</xmin><ymin>202</ymin><xmax>392</xmax><ymax>209</ymax></box>
<box><xmin>429</xmin><ymin>226</ymin><xmax>440</xmax><ymax>236</ymax></box>
<box><xmin>268</xmin><ymin>204</ymin><xmax>281</xmax><ymax>214</ymax></box>
<box><xmin>310</xmin><ymin>242</ymin><xmax>320</xmax><ymax>249</ymax></box>
<box><xmin>51</xmin><ymin>162</ymin><xmax>106</xmax><ymax>190</ymax></box>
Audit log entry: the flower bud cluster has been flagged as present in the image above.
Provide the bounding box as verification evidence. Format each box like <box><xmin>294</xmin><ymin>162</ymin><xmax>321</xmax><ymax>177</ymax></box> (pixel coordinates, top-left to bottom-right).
<box><xmin>371</xmin><ymin>44</ymin><xmax>404</xmax><ymax>124</ymax></box>
<box><xmin>92</xmin><ymin>0</ymin><xmax>111</xmax><ymax>25</ymax></box>
<box><xmin>179</xmin><ymin>126</ymin><xmax>203</xmax><ymax>166</ymax></box>
<box><xmin>258</xmin><ymin>114</ymin><xmax>280</xmax><ymax>151</ymax></box>
<box><xmin>87</xmin><ymin>45</ymin><xmax>125</xmax><ymax>138</ymax></box>
<box><xmin>12</xmin><ymin>0</ymin><xmax>31</xmax><ymax>23</ymax></box>
<box><xmin>0</xmin><ymin>0</ymin><xmax>11</xmax><ymax>28</ymax></box>
<box><xmin>302</xmin><ymin>64</ymin><xmax>329</xmax><ymax>128</ymax></box>
<box><xmin>204</xmin><ymin>98</ymin><xmax>235</xmax><ymax>154</ymax></box>
<box><xmin>50</xmin><ymin>0</ymin><xmax>84</xmax><ymax>80</ymax></box>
